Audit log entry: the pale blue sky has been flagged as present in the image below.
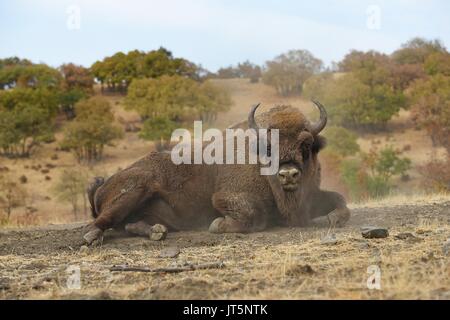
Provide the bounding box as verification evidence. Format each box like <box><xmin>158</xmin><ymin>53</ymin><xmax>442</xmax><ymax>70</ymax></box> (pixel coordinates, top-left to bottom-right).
<box><xmin>0</xmin><ymin>0</ymin><xmax>449</xmax><ymax>71</ymax></box>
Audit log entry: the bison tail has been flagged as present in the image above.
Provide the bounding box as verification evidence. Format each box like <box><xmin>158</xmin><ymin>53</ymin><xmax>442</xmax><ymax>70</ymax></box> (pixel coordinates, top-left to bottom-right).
<box><xmin>87</xmin><ymin>176</ymin><xmax>105</xmax><ymax>219</ymax></box>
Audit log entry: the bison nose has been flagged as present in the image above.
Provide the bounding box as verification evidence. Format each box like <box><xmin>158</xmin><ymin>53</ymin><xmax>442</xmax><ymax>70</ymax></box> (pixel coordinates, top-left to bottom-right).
<box><xmin>278</xmin><ymin>167</ymin><xmax>300</xmax><ymax>183</ymax></box>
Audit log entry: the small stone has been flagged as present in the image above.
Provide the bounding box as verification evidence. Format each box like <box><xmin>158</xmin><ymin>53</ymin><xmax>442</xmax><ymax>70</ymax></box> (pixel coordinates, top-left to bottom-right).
<box><xmin>361</xmin><ymin>226</ymin><xmax>389</xmax><ymax>239</ymax></box>
<box><xmin>321</xmin><ymin>233</ymin><xmax>338</xmax><ymax>245</ymax></box>
<box><xmin>443</xmin><ymin>239</ymin><xmax>450</xmax><ymax>256</ymax></box>
<box><xmin>158</xmin><ymin>246</ymin><xmax>180</xmax><ymax>258</ymax></box>
<box><xmin>79</xmin><ymin>245</ymin><xmax>89</xmax><ymax>254</ymax></box>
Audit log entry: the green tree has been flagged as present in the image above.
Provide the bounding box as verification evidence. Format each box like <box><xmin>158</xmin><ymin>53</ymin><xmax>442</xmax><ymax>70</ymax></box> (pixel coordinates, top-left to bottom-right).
<box><xmin>0</xmin><ymin>62</ymin><xmax>62</xmax><ymax>89</ymax></box>
<box><xmin>61</xmin><ymin>97</ymin><xmax>123</xmax><ymax>163</ymax></box>
<box><xmin>139</xmin><ymin>116</ymin><xmax>179</xmax><ymax>151</ymax></box>
<box><xmin>90</xmin><ymin>47</ymin><xmax>202</xmax><ymax>93</ymax></box>
<box><xmin>392</xmin><ymin>37</ymin><xmax>447</xmax><ymax>65</ymax></box>
<box><xmin>263</xmin><ymin>49</ymin><xmax>323</xmax><ymax>96</ymax></box>
<box><xmin>424</xmin><ymin>51</ymin><xmax>450</xmax><ymax>76</ymax></box>
<box><xmin>125</xmin><ymin>75</ymin><xmax>231</xmax><ymax>124</ymax></box>
<box><xmin>0</xmin><ymin>88</ymin><xmax>59</xmax><ymax>157</ymax></box>
<box><xmin>320</xmin><ymin>73</ymin><xmax>405</xmax><ymax>130</ymax></box>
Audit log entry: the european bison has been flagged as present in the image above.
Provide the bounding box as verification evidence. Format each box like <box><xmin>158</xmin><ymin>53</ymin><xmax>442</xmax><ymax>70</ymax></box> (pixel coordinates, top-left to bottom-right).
<box><xmin>83</xmin><ymin>101</ymin><xmax>350</xmax><ymax>244</ymax></box>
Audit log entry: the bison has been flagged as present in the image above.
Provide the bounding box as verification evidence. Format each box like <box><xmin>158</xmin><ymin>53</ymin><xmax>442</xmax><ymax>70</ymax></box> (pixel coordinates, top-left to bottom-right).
<box><xmin>83</xmin><ymin>101</ymin><xmax>350</xmax><ymax>244</ymax></box>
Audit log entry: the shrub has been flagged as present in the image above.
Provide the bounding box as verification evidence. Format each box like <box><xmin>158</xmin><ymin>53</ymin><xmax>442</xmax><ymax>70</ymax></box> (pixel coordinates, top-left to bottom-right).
<box><xmin>339</xmin><ymin>146</ymin><xmax>411</xmax><ymax>201</ymax></box>
<box><xmin>323</xmin><ymin>126</ymin><xmax>360</xmax><ymax>157</ymax></box>
<box><xmin>52</xmin><ymin>169</ymin><xmax>89</xmax><ymax>220</ymax></box>
<box><xmin>61</xmin><ymin>97</ymin><xmax>123</xmax><ymax>163</ymax></box>
<box><xmin>418</xmin><ymin>156</ymin><xmax>450</xmax><ymax>192</ymax></box>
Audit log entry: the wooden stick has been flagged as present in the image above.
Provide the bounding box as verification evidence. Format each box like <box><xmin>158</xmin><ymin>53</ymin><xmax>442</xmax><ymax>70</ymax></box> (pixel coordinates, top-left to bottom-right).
<box><xmin>109</xmin><ymin>262</ymin><xmax>225</xmax><ymax>273</ymax></box>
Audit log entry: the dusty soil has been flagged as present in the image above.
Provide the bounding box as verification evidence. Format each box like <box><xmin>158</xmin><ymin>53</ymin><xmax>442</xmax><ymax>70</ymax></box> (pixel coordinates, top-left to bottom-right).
<box><xmin>1</xmin><ymin>199</ymin><xmax>449</xmax><ymax>299</ymax></box>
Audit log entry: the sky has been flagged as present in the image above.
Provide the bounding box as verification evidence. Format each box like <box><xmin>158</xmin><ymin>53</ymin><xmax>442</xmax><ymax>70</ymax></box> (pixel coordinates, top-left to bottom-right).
<box><xmin>0</xmin><ymin>0</ymin><xmax>449</xmax><ymax>71</ymax></box>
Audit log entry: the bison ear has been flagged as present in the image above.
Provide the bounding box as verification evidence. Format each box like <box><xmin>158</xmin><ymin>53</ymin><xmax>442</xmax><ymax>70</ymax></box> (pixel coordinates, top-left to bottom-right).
<box><xmin>312</xmin><ymin>135</ymin><xmax>326</xmax><ymax>154</ymax></box>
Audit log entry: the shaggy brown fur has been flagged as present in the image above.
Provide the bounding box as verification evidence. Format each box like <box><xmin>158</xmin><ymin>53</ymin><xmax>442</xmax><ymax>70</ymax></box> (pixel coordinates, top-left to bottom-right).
<box><xmin>83</xmin><ymin>103</ymin><xmax>350</xmax><ymax>244</ymax></box>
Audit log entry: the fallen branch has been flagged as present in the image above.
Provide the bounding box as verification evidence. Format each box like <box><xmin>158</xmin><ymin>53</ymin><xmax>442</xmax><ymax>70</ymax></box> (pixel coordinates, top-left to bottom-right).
<box><xmin>109</xmin><ymin>261</ymin><xmax>225</xmax><ymax>273</ymax></box>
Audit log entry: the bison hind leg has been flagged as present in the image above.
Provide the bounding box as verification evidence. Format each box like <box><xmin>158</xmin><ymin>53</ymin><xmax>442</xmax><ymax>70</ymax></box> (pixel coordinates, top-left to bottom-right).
<box><xmin>125</xmin><ymin>221</ymin><xmax>168</xmax><ymax>241</ymax></box>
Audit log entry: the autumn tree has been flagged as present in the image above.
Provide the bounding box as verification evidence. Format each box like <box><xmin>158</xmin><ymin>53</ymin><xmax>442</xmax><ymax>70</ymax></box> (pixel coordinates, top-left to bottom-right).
<box><xmin>409</xmin><ymin>74</ymin><xmax>450</xmax><ymax>152</ymax></box>
<box><xmin>262</xmin><ymin>50</ymin><xmax>323</xmax><ymax>96</ymax></box>
<box><xmin>57</xmin><ymin>63</ymin><xmax>94</xmax><ymax>118</ymax></box>
<box><xmin>61</xmin><ymin>97</ymin><xmax>123</xmax><ymax>162</ymax></box>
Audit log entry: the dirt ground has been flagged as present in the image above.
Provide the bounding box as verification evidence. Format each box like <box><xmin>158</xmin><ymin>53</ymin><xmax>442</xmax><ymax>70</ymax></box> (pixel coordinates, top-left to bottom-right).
<box><xmin>0</xmin><ymin>197</ymin><xmax>449</xmax><ymax>299</ymax></box>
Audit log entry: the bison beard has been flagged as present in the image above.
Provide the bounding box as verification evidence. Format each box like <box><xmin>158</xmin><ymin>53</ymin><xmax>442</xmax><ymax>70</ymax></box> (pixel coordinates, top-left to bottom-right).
<box><xmin>82</xmin><ymin>101</ymin><xmax>351</xmax><ymax>245</ymax></box>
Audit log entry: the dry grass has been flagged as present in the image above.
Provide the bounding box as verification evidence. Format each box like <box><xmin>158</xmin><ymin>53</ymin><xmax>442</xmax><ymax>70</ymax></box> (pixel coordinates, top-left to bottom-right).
<box><xmin>0</xmin><ymin>196</ymin><xmax>449</xmax><ymax>299</ymax></box>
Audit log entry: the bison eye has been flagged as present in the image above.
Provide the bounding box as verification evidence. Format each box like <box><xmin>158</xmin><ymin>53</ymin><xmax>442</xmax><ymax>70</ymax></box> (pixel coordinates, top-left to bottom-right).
<box><xmin>301</xmin><ymin>144</ymin><xmax>311</xmax><ymax>160</ymax></box>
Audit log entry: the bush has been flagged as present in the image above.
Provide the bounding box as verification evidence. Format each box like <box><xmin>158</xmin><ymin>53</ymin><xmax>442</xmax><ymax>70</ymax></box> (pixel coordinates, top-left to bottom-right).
<box><xmin>0</xmin><ymin>174</ymin><xmax>27</xmax><ymax>222</ymax></box>
<box><xmin>61</xmin><ymin>97</ymin><xmax>123</xmax><ymax>163</ymax></box>
<box><xmin>339</xmin><ymin>146</ymin><xmax>411</xmax><ymax>201</ymax></box>
<box><xmin>52</xmin><ymin>169</ymin><xmax>89</xmax><ymax>220</ymax></box>
<box><xmin>139</xmin><ymin>117</ymin><xmax>179</xmax><ymax>151</ymax></box>
<box><xmin>418</xmin><ymin>156</ymin><xmax>450</xmax><ymax>192</ymax></box>
<box><xmin>323</xmin><ymin>126</ymin><xmax>360</xmax><ymax>157</ymax></box>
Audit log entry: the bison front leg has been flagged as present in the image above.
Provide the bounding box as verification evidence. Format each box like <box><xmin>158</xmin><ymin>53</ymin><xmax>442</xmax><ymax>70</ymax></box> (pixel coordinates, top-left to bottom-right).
<box><xmin>209</xmin><ymin>192</ymin><xmax>270</xmax><ymax>233</ymax></box>
<box><xmin>310</xmin><ymin>190</ymin><xmax>350</xmax><ymax>228</ymax></box>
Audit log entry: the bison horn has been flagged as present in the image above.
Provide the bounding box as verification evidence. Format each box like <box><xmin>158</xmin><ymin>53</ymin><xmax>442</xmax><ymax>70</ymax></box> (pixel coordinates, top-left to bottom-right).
<box><xmin>310</xmin><ymin>100</ymin><xmax>328</xmax><ymax>135</ymax></box>
<box><xmin>248</xmin><ymin>103</ymin><xmax>261</xmax><ymax>131</ymax></box>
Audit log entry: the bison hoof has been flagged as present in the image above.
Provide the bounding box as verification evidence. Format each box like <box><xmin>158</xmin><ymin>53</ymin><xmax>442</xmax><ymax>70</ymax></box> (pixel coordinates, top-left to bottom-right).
<box><xmin>149</xmin><ymin>224</ymin><xmax>168</xmax><ymax>241</ymax></box>
<box><xmin>208</xmin><ymin>217</ymin><xmax>225</xmax><ymax>233</ymax></box>
<box><xmin>83</xmin><ymin>226</ymin><xmax>104</xmax><ymax>246</ymax></box>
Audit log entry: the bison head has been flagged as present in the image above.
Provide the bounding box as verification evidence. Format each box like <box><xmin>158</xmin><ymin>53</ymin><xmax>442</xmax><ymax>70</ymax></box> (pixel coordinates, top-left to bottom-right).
<box><xmin>248</xmin><ymin>101</ymin><xmax>327</xmax><ymax>192</ymax></box>
<box><xmin>248</xmin><ymin>101</ymin><xmax>327</xmax><ymax>224</ymax></box>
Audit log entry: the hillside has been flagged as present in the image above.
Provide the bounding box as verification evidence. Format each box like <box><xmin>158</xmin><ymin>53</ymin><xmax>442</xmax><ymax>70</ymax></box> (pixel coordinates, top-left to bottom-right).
<box><xmin>0</xmin><ymin>78</ymin><xmax>447</xmax><ymax>226</ymax></box>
